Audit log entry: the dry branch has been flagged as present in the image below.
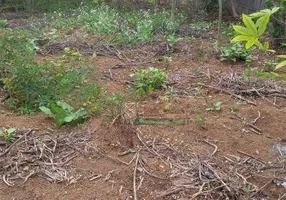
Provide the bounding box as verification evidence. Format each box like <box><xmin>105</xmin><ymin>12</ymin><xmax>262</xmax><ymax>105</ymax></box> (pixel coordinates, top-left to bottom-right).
<box><xmin>198</xmin><ymin>83</ymin><xmax>257</xmax><ymax>106</ymax></box>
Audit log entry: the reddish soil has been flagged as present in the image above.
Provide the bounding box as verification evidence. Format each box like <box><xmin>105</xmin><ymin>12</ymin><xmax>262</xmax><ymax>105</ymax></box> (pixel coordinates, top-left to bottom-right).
<box><xmin>1</xmin><ymin>20</ymin><xmax>286</xmax><ymax>200</ymax></box>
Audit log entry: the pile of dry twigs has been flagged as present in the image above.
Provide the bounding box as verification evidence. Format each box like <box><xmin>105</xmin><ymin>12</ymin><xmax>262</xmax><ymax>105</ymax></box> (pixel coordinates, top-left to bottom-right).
<box><xmin>0</xmin><ymin>130</ymin><xmax>96</xmax><ymax>186</ymax></box>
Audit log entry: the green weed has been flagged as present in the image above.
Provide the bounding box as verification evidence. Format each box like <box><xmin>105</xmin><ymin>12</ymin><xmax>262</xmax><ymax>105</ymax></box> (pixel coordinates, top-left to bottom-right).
<box><xmin>195</xmin><ymin>115</ymin><xmax>206</xmax><ymax>128</ymax></box>
<box><xmin>131</xmin><ymin>67</ymin><xmax>167</xmax><ymax>95</ymax></box>
<box><xmin>40</xmin><ymin>101</ymin><xmax>89</xmax><ymax>127</ymax></box>
<box><xmin>104</xmin><ymin>93</ymin><xmax>126</xmax><ymax>120</ymax></box>
<box><xmin>220</xmin><ymin>42</ymin><xmax>251</xmax><ymax>62</ymax></box>
<box><xmin>190</xmin><ymin>21</ymin><xmax>215</xmax><ymax>31</ymax></box>
<box><xmin>0</xmin><ymin>128</ymin><xmax>16</xmax><ymax>142</ymax></box>
<box><xmin>206</xmin><ymin>101</ymin><xmax>222</xmax><ymax>112</ymax></box>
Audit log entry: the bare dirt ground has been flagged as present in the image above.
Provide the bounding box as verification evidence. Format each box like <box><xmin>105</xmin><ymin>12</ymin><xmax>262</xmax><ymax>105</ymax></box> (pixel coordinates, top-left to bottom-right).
<box><xmin>1</xmin><ymin>14</ymin><xmax>286</xmax><ymax>200</ymax></box>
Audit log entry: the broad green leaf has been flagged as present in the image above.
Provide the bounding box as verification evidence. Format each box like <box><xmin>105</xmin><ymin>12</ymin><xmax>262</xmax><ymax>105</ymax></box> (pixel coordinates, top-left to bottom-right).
<box><xmin>64</xmin><ymin>108</ymin><xmax>88</xmax><ymax>123</ymax></box>
<box><xmin>242</xmin><ymin>14</ymin><xmax>257</xmax><ymax>35</ymax></box>
<box><xmin>56</xmin><ymin>101</ymin><xmax>73</xmax><ymax>112</ymax></box>
<box><xmin>56</xmin><ymin>113</ymin><xmax>67</xmax><ymax>126</ymax></box>
<box><xmin>263</xmin><ymin>41</ymin><xmax>269</xmax><ymax>49</ymax></box>
<box><xmin>249</xmin><ymin>9</ymin><xmax>271</xmax><ymax>18</ymax></box>
<box><xmin>245</xmin><ymin>38</ymin><xmax>258</xmax><ymax>49</ymax></box>
<box><xmin>233</xmin><ymin>25</ymin><xmax>251</xmax><ymax>35</ymax></box>
<box><xmin>256</xmin><ymin>15</ymin><xmax>269</xmax><ymax>36</ymax></box>
<box><xmin>72</xmin><ymin>108</ymin><xmax>89</xmax><ymax>120</ymax></box>
<box><xmin>39</xmin><ymin>106</ymin><xmax>54</xmax><ymax>118</ymax></box>
<box><xmin>63</xmin><ymin>114</ymin><xmax>74</xmax><ymax>123</ymax></box>
<box><xmin>271</xmin><ymin>7</ymin><xmax>280</xmax><ymax>15</ymax></box>
<box><xmin>254</xmin><ymin>40</ymin><xmax>264</xmax><ymax>50</ymax></box>
<box><xmin>275</xmin><ymin>60</ymin><xmax>286</xmax><ymax>70</ymax></box>
<box><xmin>6</xmin><ymin>128</ymin><xmax>16</xmax><ymax>135</ymax></box>
<box><xmin>267</xmin><ymin>49</ymin><xmax>276</xmax><ymax>53</ymax></box>
<box><xmin>257</xmin><ymin>71</ymin><xmax>279</xmax><ymax>78</ymax></box>
<box><xmin>232</xmin><ymin>35</ymin><xmax>253</xmax><ymax>42</ymax></box>
<box><xmin>50</xmin><ymin>103</ymin><xmax>61</xmax><ymax>114</ymax></box>
<box><xmin>250</xmin><ymin>7</ymin><xmax>279</xmax><ymax>18</ymax></box>
<box><xmin>277</xmin><ymin>55</ymin><xmax>286</xmax><ymax>59</ymax></box>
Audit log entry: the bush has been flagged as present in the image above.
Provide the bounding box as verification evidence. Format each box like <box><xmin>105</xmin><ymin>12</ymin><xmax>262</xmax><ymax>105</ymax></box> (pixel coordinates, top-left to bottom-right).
<box><xmin>220</xmin><ymin>42</ymin><xmax>251</xmax><ymax>62</ymax></box>
<box><xmin>41</xmin><ymin>5</ymin><xmax>186</xmax><ymax>44</ymax></box>
<box><xmin>0</xmin><ymin>29</ymin><xmax>102</xmax><ymax>113</ymax></box>
<box><xmin>131</xmin><ymin>67</ymin><xmax>167</xmax><ymax>95</ymax></box>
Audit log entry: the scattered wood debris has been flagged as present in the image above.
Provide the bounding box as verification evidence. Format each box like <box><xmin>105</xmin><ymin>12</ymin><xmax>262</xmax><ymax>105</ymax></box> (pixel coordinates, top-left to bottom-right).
<box><xmin>0</xmin><ymin>130</ymin><xmax>96</xmax><ymax>186</ymax></box>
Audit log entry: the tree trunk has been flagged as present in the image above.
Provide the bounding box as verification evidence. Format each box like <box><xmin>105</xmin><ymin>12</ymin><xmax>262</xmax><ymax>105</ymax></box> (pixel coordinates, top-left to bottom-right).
<box><xmin>230</xmin><ymin>0</ymin><xmax>238</xmax><ymax>17</ymax></box>
<box><xmin>171</xmin><ymin>0</ymin><xmax>176</xmax><ymax>22</ymax></box>
<box><xmin>216</xmin><ymin>0</ymin><xmax>223</xmax><ymax>52</ymax></box>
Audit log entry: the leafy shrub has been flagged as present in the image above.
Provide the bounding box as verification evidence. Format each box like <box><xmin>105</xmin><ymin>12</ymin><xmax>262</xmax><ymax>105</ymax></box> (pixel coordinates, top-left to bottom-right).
<box><xmin>103</xmin><ymin>93</ymin><xmax>126</xmax><ymax>122</ymax></box>
<box><xmin>40</xmin><ymin>101</ymin><xmax>89</xmax><ymax>127</ymax></box>
<box><xmin>220</xmin><ymin>42</ymin><xmax>251</xmax><ymax>62</ymax></box>
<box><xmin>231</xmin><ymin>8</ymin><xmax>279</xmax><ymax>50</ymax></box>
<box><xmin>0</xmin><ymin>29</ymin><xmax>102</xmax><ymax>113</ymax></box>
<box><xmin>38</xmin><ymin>5</ymin><xmax>186</xmax><ymax>44</ymax></box>
<box><xmin>131</xmin><ymin>67</ymin><xmax>167</xmax><ymax>95</ymax></box>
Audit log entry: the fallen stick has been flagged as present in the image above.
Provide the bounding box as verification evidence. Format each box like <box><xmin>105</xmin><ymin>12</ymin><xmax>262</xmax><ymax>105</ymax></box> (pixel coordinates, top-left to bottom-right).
<box><xmin>230</xmin><ymin>113</ymin><xmax>262</xmax><ymax>134</ymax></box>
<box><xmin>111</xmin><ymin>61</ymin><xmax>155</xmax><ymax>69</ymax></box>
<box><xmin>250</xmin><ymin>179</ymin><xmax>273</xmax><ymax>198</ymax></box>
<box><xmin>237</xmin><ymin>150</ymin><xmax>266</xmax><ymax>165</ymax></box>
<box><xmin>198</xmin><ymin>83</ymin><xmax>257</xmax><ymax>106</ymax></box>
<box><xmin>202</xmin><ymin>140</ymin><xmax>218</xmax><ymax>156</ymax></box>
<box><xmin>133</xmin><ymin>152</ymin><xmax>140</xmax><ymax>200</ymax></box>
<box><xmin>205</xmin><ymin>163</ymin><xmax>231</xmax><ymax>192</ymax></box>
<box><xmin>2</xmin><ymin>174</ymin><xmax>13</xmax><ymax>186</ymax></box>
<box><xmin>99</xmin><ymin>151</ymin><xmax>136</xmax><ymax>166</ymax></box>
<box><xmin>157</xmin><ymin>187</ymin><xmax>184</xmax><ymax>198</ymax></box>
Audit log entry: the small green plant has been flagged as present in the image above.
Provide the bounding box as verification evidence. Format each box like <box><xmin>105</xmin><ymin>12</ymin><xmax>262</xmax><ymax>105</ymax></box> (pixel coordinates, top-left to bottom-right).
<box><xmin>197</xmin><ymin>49</ymin><xmax>206</xmax><ymax>58</ymax></box>
<box><xmin>195</xmin><ymin>115</ymin><xmax>206</xmax><ymax>128</ymax></box>
<box><xmin>40</xmin><ymin>101</ymin><xmax>89</xmax><ymax>127</ymax></box>
<box><xmin>62</xmin><ymin>47</ymin><xmax>82</xmax><ymax>62</ymax></box>
<box><xmin>0</xmin><ymin>128</ymin><xmax>16</xmax><ymax>142</ymax></box>
<box><xmin>243</xmin><ymin>67</ymin><xmax>256</xmax><ymax>79</ymax></box>
<box><xmin>190</xmin><ymin>21</ymin><xmax>214</xmax><ymax>31</ymax></box>
<box><xmin>165</xmin><ymin>34</ymin><xmax>183</xmax><ymax>48</ymax></box>
<box><xmin>263</xmin><ymin>59</ymin><xmax>278</xmax><ymax>71</ymax></box>
<box><xmin>0</xmin><ymin>18</ymin><xmax>7</xmax><ymax>28</ymax></box>
<box><xmin>104</xmin><ymin>93</ymin><xmax>126</xmax><ymax>120</ymax></box>
<box><xmin>220</xmin><ymin>42</ymin><xmax>251</xmax><ymax>62</ymax></box>
<box><xmin>160</xmin><ymin>95</ymin><xmax>171</xmax><ymax>112</ymax></box>
<box><xmin>131</xmin><ymin>67</ymin><xmax>167</xmax><ymax>94</ymax></box>
<box><xmin>229</xmin><ymin>104</ymin><xmax>239</xmax><ymax>113</ymax></box>
<box><xmin>206</xmin><ymin>101</ymin><xmax>222</xmax><ymax>111</ymax></box>
<box><xmin>158</xmin><ymin>56</ymin><xmax>172</xmax><ymax>68</ymax></box>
